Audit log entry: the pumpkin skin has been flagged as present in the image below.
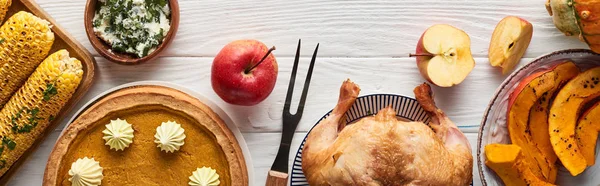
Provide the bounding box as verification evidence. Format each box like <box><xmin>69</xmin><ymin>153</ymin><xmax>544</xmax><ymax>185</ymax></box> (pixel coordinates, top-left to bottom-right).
<box><xmin>549</xmin><ymin>67</ymin><xmax>600</xmax><ymax>176</ymax></box>
<box><xmin>485</xmin><ymin>144</ymin><xmax>555</xmax><ymax>186</ymax></box>
<box><xmin>576</xmin><ymin>101</ymin><xmax>600</xmax><ymax>166</ymax></box>
<box><xmin>546</xmin><ymin>0</ymin><xmax>581</xmax><ymax>36</ymax></box>
<box><xmin>547</xmin><ymin>0</ymin><xmax>600</xmax><ymax>53</ymax></box>
<box><xmin>507</xmin><ymin>62</ymin><xmax>579</xmax><ymax>182</ymax></box>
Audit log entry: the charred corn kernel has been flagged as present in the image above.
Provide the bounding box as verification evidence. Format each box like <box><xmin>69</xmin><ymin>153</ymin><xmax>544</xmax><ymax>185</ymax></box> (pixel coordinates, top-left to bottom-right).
<box><xmin>0</xmin><ymin>50</ymin><xmax>82</xmax><ymax>176</ymax></box>
<box><xmin>0</xmin><ymin>11</ymin><xmax>55</xmax><ymax>108</ymax></box>
<box><xmin>0</xmin><ymin>0</ymin><xmax>11</xmax><ymax>22</ymax></box>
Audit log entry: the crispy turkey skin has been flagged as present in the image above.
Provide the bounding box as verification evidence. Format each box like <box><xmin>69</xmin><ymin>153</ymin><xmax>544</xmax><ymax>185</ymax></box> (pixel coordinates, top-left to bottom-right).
<box><xmin>302</xmin><ymin>80</ymin><xmax>473</xmax><ymax>186</ymax></box>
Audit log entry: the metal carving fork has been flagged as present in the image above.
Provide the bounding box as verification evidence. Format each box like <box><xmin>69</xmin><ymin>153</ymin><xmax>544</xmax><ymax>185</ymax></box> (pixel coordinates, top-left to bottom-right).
<box><xmin>266</xmin><ymin>40</ymin><xmax>318</xmax><ymax>186</ymax></box>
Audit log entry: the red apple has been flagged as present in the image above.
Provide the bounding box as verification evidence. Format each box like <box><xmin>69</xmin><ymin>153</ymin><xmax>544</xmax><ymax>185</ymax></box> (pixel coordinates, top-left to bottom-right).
<box><xmin>211</xmin><ymin>40</ymin><xmax>278</xmax><ymax>106</ymax></box>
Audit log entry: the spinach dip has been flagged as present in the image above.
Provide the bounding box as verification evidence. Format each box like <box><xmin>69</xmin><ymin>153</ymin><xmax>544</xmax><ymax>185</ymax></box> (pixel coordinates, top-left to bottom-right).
<box><xmin>93</xmin><ymin>0</ymin><xmax>171</xmax><ymax>58</ymax></box>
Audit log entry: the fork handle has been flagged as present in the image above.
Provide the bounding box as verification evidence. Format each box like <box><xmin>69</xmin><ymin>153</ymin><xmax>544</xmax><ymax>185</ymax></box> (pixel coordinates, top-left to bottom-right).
<box><xmin>266</xmin><ymin>170</ymin><xmax>288</xmax><ymax>186</ymax></box>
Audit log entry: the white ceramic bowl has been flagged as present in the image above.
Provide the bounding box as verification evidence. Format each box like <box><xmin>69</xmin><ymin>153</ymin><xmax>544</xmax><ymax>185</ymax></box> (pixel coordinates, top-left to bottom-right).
<box><xmin>478</xmin><ymin>49</ymin><xmax>600</xmax><ymax>186</ymax></box>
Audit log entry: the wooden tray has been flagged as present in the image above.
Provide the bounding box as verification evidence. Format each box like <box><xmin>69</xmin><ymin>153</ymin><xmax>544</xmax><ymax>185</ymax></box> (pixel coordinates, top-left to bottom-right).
<box><xmin>0</xmin><ymin>0</ymin><xmax>96</xmax><ymax>184</ymax></box>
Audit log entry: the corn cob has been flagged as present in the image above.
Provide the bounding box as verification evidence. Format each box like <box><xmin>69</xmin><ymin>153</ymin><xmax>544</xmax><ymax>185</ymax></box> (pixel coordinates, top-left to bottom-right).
<box><xmin>0</xmin><ymin>49</ymin><xmax>82</xmax><ymax>176</ymax></box>
<box><xmin>0</xmin><ymin>11</ymin><xmax>55</xmax><ymax>108</ymax></box>
<box><xmin>0</xmin><ymin>0</ymin><xmax>11</xmax><ymax>23</ymax></box>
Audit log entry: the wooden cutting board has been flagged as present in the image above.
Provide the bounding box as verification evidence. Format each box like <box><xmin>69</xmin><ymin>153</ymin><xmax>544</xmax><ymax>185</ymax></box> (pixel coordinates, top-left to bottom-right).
<box><xmin>0</xmin><ymin>0</ymin><xmax>95</xmax><ymax>184</ymax></box>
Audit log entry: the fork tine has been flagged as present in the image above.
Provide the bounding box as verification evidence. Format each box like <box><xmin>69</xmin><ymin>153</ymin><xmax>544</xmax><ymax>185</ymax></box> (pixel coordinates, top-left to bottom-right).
<box><xmin>283</xmin><ymin>39</ymin><xmax>302</xmax><ymax>113</ymax></box>
<box><xmin>295</xmin><ymin>43</ymin><xmax>318</xmax><ymax>116</ymax></box>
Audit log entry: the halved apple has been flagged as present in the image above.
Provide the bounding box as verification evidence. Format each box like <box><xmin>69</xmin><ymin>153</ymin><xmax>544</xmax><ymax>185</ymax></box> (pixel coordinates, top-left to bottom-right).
<box><xmin>507</xmin><ymin>61</ymin><xmax>579</xmax><ymax>182</ymax></box>
<box><xmin>489</xmin><ymin>16</ymin><xmax>533</xmax><ymax>74</ymax></box>
<box><xmin>411</xmin><ymin>24</ymin><xmax>475</xmax><ymax>87</ymax></box>
<box><xmin>577</xmin><ymin>102</ymin><xmax>600</xmax><ymax>166</ymax></box>
<box><xmin>549</xmin><ymin>67</ymin><xmax>600</xmax><ymax>176</ymax></box>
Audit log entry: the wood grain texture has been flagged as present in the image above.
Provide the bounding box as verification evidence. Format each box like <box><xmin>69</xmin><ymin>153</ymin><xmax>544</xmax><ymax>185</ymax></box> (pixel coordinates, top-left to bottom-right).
<box><xmin>10</xmin><ymin>131</ymin><xmax>482</xmax><ymax>186</ymax></box>
<box><xmin>53</xmin><ymin>56</ymin><xmax>514</xmax><ymax>133</ymax></box>
<box><xmin>37</xmin><ymin>0</ymin><xmax>588</xmax><ymax>58</ymax></box>
<box><xmin>9</xmin><ymin>56</ymin><xmax>495</xmax><ymax>185</ymax></box>
<box><xmin>10</xmin><ymin>0</ymin><xmax>572</xmax><ymax>185</ymax></box>
<box><xmin>266</xmin><ymin>170</ymin><xmax>288</xmax><ymax>186</ymax></box>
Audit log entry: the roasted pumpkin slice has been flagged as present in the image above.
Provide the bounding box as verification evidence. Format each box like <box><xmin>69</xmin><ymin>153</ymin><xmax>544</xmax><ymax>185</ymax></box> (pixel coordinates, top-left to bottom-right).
<box><xmin>549</xmin><ymin>66</ymin><xmax>600</xmax><ymax>176</ymax></box>
<box><xmin>527</xmin><ymin>62</ymin><xmax>579</xmax><ymax>182</ymax></box>
<box><xmin>508</xmin><ymin>62</ymin><xmax>579</xmax><ymax>182</ymax></box>
<box><xmin>529</xmin><ymin>92</ymin><xmax>558</xmax><ymax>164</ymax></box>
<box><xmin>576</xmin><ymin>102</ymin><xmax>600</xmax><ymax>166</ymax></box>
<box><xmin>529</xmin><ymin>93</ymin><xmax>560</xmax><ymax>183</ymax></box>
<box><xmin>485</xmin><ymin>144</ymin><xmax>555</xmax><ymax>186</ymax></box>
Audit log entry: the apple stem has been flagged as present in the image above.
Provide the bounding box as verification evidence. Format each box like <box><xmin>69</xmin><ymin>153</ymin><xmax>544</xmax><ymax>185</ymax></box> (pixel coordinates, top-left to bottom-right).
<box><xmin>409</xmin><ymin>53</ymin><xmax>434</xmax><ymax>57</ymax></box>
<box><xmin>245</xmin><ymin>46</ymin><xmax>277</xmax><ymax>74</ymax></box>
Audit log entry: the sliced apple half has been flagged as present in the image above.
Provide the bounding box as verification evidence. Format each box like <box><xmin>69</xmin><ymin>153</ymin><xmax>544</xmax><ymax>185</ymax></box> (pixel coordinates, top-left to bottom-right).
<box><xmin>550</xmin><ymin>67</ymin><xmax>600</xmax><ymax>176</ymax></box>
<box><xmin>411</xmin><ymin>24</ymin><xmax>475</xmax><ymax>87</ymax></box>
<box><xmin>507</xmin><ymin>61</ymin><xmax>579</xmax><ymax>182</ymax></box>
<box><xmin>489</xmin><ymin>16</ymin><xmax>533</xmax><ymax>74</ymax></box>
<box><xmin>577</xmin><ymin>102</ymin><xmax>600</xmax><ymax>166</ymax></box>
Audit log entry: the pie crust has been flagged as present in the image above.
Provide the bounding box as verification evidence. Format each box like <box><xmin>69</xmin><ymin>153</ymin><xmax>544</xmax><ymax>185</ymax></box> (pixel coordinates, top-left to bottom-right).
<box><xmin>43</xmin><ymin>85</ymin><xmax>248</xmax><ymax>186</ymax></box>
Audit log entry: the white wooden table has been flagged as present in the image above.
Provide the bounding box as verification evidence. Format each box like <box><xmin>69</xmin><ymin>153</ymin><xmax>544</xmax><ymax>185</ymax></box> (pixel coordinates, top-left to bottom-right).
<box><xmin>8</xmin><ymin>0</ymin><xmax>588</xmax><ymax>185</ymax></box>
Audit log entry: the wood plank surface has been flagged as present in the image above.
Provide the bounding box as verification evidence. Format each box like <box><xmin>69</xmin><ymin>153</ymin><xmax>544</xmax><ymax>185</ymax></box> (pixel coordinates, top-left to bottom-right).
<box><xmin>9</xmin><ymin>53</ymin><xmax>510</xmax><ymax>185</ymax></box>
<box><xmin>55</xmin><ymin>56</ymin><xmax>514</xmax><ymax>133</ymax></box>
<box><xmin>9</xmin><ymin>56</ymin><xmax>499</xmax><ymax>185</ymax></box>
<box><xmin>9</xmin><ymin>131</ymin><xmax>483</xmax><ymax>186</ymax></box>
<box><xmin>37</xmin><ymin>0</ymin><xmax>587</xmax><ymax>58</ymax></box>
<box><xmin>10</xmin><ymin>0</ymin><xmax>580</xmax><ymax>185</ymax></box>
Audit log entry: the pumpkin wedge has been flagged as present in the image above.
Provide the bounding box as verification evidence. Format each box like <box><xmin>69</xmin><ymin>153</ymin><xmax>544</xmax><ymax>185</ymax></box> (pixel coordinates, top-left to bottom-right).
<box><xmin>529</xmin><ymin>93</ymin><xmax>559</xmax><ymax>180</ymax></box>
<box><xmin>507</xmin><ymin>62</ymin><xmax>580</xmax><ymax>182</ymax></box>
<box><xmin>549</xmin><ymin>67</ymin><xmax>600</xmax><ymax>176</ymax></box>
<box><xmin>527</xmin><ymin>62</ymin><xmax>579</xmax><ymax>183</ymax></box>
<box><xmin>485</xmin><ymin>144</ymin><xmax>555</xmax><ymax>186</ymax></box>
<box><xmin>576</xmin><ymin>102</ymin><xmax>600</xmax><ymax>166</ymax></box>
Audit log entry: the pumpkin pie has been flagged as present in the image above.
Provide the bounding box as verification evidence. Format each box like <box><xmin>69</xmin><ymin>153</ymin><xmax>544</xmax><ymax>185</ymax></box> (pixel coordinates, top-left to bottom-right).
<box><xmin>43</xmin><ymin>85</ymin><xmax>248</xmax><ymax>186</ymax></box>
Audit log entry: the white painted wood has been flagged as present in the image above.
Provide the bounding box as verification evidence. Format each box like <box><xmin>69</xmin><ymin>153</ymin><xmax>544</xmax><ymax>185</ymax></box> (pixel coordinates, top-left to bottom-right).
<box><xmin>28</xmin><ymin>56</ymin><xmax>514</xmax><ymax>133</ymax></box>
<box><xmin>8</xmin><ymin>0</ymin><xmax>579</xmax><ymax>185</ymax></box>
<box><xmin>9</xmin><ymin>131</ymin><xmax>483</xmax><ymax>186</ymax></box>
<box><xmin>36</xmin><ymin>0</ymin><xmax>587</xmax><ymax>58</ymax></box>
<box><xmin>9</xmin><ymin>56</ymin><xmax>510</xmax><ymax>185</ymax></box>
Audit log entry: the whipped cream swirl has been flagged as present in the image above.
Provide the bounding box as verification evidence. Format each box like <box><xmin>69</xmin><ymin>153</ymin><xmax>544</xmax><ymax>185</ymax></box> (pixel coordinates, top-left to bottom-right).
<box><xmin>189</xmin><ymin>166</ymin><xmax>220</xmax><ymax>186</ymax></box>
<box><xmin>154</xmin><ymin>121</ymin><xmax>186</xmax><ymax>153</ymax></box>
<box><xmin>68</xmin><ymin>157</ymin><xmax>103</xmax><ymax>186</ymax></box>
<box><xmin>102</xmin><ymin>118</ymin><xmax>134</xmax><ymax>151</ymax></box>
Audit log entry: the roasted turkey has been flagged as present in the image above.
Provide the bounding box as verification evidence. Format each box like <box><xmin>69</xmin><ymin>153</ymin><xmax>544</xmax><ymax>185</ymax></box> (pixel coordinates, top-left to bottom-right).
<box><xmin>302</xmin><ymin>80</ymin><xmax>473</xmax><ymax>186</ymax></box>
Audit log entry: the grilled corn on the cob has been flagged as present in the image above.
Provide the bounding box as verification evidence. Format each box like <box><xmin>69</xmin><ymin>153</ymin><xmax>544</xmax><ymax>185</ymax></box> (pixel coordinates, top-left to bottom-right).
<box><xmin>0</xmin><ymin>0</ymin><xmax>11</xmax><ymax>22</ymax></box>
<box><xmin>0</xmin><ymin>11</ymin><xmax>55</xmax><ymax>108</ymax></box>
<box><xmin>0</xmin><ymin>50</ymin><xmax>82</xmax><ymax>176</ymax></box>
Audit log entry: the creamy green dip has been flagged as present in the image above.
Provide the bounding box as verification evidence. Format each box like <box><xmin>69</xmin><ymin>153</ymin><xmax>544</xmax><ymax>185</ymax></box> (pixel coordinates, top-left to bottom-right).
<box><xmin>93</xmin><ymin>0</ymin><xmax>171</xmax><ymax>58</ymax></box>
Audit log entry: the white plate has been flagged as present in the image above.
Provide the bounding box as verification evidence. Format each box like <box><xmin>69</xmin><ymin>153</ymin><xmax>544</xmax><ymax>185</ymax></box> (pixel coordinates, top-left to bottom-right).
<box><xmin>63</xmin><ymin>81</ymin><xmax>255</xmax><ymax>185</ymax></box>
<box><xmin>478</xmin><ymin>49</ymin><xmax>600</xmax><ymax>186</ymax></box>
